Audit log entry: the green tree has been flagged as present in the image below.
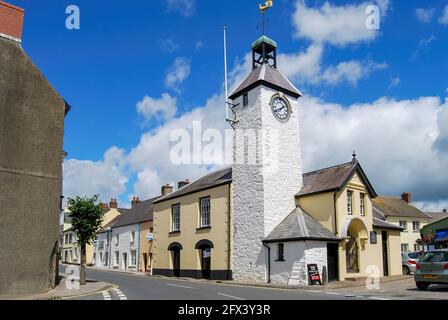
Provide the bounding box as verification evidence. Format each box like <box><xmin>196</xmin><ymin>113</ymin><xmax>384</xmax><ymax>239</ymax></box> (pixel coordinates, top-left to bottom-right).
<box><xmin>67</xmin><ymin>195</ymin><xmax>104</xmax><ymax>285</ymax></box>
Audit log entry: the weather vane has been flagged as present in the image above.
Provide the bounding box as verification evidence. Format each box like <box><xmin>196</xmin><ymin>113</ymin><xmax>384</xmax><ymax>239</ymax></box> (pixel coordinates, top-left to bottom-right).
<box><xmin>259</xmin><ymin>0</ymin><xmax>273</xmax><ymax>35</ymax></box>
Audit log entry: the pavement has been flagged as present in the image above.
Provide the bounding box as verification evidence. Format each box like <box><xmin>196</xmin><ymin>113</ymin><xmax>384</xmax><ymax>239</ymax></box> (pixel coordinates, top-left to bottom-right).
<box><xmin>0</xmin><ymin>274</ymin><xmax>113</xmax><ymax>300</ymax></box>
<box><xmin>58</xmin><ymin>264</ymin><xmax>448</xmax><ymax>301</ymax></box>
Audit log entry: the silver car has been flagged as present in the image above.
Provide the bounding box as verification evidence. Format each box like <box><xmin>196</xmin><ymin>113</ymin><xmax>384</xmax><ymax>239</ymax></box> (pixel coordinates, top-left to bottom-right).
<box><xmin>415</xmin><ymin>249</ymin><xmax>448</xmax><ymax>291</ymax></box>
<box><xmin>402</xmin><ymin>251</ymin><xmax>421</xmax><ymax>275</ymax></box>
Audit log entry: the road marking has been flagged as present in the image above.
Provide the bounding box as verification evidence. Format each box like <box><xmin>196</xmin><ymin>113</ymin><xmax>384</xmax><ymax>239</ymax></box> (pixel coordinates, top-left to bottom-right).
<box><xmin>102</xmin><ymin>291</ymin><xmax>112</xmax><ymax>301</ymax></box>
<box><xmin>324</xmin><ymin>292</ymin><xmax>340</xmax><ymax>295</ymax></box>
<box><xmin>113</xmin><ymin>288</ymin><xmax>128</xmax><ymax>300</ymax></box>
<box><xmin>167</xmin><ymin>283</ymin><xmax>194</xmax><ymax>289</ymax></box>
<box><xmin>369</xmin><ymin>297</ymin><xmax>391</xmax><ymax>300</ymax></box>
<box><xmin>217</xmin><ymin>293</ymin><xmax>246</xmax><ymax>300</ymax></box>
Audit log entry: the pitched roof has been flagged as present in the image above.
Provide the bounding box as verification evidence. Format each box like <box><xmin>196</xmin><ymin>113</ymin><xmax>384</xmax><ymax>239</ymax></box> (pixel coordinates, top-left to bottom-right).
<box><xmin>264</xmin><ymin>208</ymin><xmax>340</xmax><ymax>243</ymax></box>
<box><xmin>372</xmin><ymin>207</ymin><xmax>403</xmax><ymax>230</ymax></box>
<box><xmin>426</xmin><ymin>212</ymin><xmax>448</xmax><ymax>222</ymax></box>
<box><xmin>373</xmin><ymin>197</ymin><xmax>432</xmax><ymax>219</ymax></box>
<box><xmin>153</xmin><ymin>167</ymin><xmax>232</xmax><ymax>204</ymax></box>
<box><xmin>98</xmin><ymin>197</ymin><xmax>159</xmax><ymax>232</ymax></box>
<box><xmin>229</xmin><ymin>63</ymin><xmax>301</xmax><ymax>100</ymax></box>
<box><xmin>296</xmin><ymin>160</ymin><xmax>377</xmax><ymax>198</ymax></box>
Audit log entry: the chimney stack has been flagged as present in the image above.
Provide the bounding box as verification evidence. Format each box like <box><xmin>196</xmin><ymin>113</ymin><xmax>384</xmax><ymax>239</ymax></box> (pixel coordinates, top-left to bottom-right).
<box><xmin>109</xmin><ymin>198</ymin><xmax>118</xmax><ymax>209</ymax></box>
<box><xmin>0</xmin><ymin>1</ymin><xmax>25</xmax><ymax>43</ymax></box>
<box><xmin>401</xmin><ymin>192</ymin><xmax>412</xmax><ymax>204</ymax></box>
<box><xmin>178</xmin><ymin>179</ymin><xmax>190</xmax><ymax>190</ymax></box>
<box><xmin>131</xmin><ymin>197</ymin><xmax>140</xmax><ymax>208</ymax></box>
<box><xmin>101</xmin><ymin>203</ymin><xmax>109</xmax><ymax>210</ymax></box>
<box><xmin>161</xmin><ymin>184</ymin><xmax>174</xmax><ymax>196</ymax></box>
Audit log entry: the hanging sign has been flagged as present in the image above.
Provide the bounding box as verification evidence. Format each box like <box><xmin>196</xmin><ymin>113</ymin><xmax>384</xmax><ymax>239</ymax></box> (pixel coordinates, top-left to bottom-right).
<box><xmin>307</xmin><ymin>264</ymin><xmax>322</xmax><ymax>285</ymax></box>
<box><xmin>146</xmin><ymin>233</ymin><xmax>154</xmax><ymax>241</ymax></box>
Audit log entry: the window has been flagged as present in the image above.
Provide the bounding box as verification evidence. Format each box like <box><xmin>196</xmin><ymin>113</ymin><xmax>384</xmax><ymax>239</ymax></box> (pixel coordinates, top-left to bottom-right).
<box><xmin>277</xmin><ymin>243</ymin><xmax>285</xmax><ymax>261</ymax></box>
<box><xmin>116</xmin><ymin>234</ymin><xmax>119</xmax><ymax>245</ymax></box>
<box><xmin>98</xmin><ymin>240</ymin><xmax>104</xmax><ymax>250</ymax></box>
<box><xmin>130</xmin><ymin>250</ymin><xmax>137</xmax><ymax>266</ymax></box>
<box><xmin>115</xmin><ymin>251</ymin><xmax>120</xmax><ymax>266</ymax></box>
<box><xmin>360</xmin><ymin>193</ymin><xmax>366</xmax><ymax>216</ymax></box>
<box><xmin>150</xmin><ymin>227</ymin><xmax>154</xmax><ymax>233</ymax></box>
<box><xmin>414</xmin><ymin>244</ymin><xmax>422</xmax><ymax>252</ymax></box>
<box><xmin>172</xmin><ymin>204</ymin><xmax>181</xmax><ymax>232</ymax></box>
<box><xmin>412</xmin><ymin>221</ymin><xmax>420</xmax><ymax>232</ymax></box>
<box><xmin>243</xmin><ymin>93</ymin><xmax>249</xmax><ymax>107</ymax></box>
<box><xmin>99</xmin><ymin>253</ymin><xmax>103</xmax><ymax>265</ymax></box>
<box><xmin>130</xmin><ymin>231</ymin><xmax>135</xmax><ymax>244</ymax></box>
<box><xmin>104</xmin><ymin>252</ymin><xmax>109</xmax><ymax>266</ymax></box>
<box><xmin>69</xmin><ymin>234</ymin><xmax>73</xmax><ymax>244</ymax></box>
<box><xmin>401</xmin><ymin>244</ymin><xmax>409</xmax><ymax>252</ymax></box>
<box><xmin>200</xmin><ymin>197</ymin><xmax>211</xmax><ymax>228</ymax></box>
<box><xmin>93</xmin><ymin>253</ymin><xmax>96</xmax><ymax>265</ymax></box>
<box><xmin>347</xmin><ymin>191</ymin><xmax>353</xmax><ymax>215</ymax></box>
<box><xmin>399</xmin><ymin>221</ymin><xmax>408</xmax><ymax>232</ymax></box>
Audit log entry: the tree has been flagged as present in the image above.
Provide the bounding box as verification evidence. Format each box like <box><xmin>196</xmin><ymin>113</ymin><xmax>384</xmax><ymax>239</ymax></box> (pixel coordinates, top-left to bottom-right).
<box><xmin>67</xmin><ymin>195</ymin><xmax>104</xmax><ymax>285</ymax></box>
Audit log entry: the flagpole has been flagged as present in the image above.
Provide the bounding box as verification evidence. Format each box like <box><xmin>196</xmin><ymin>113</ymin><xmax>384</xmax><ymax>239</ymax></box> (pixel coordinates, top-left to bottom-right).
<box><xmin>223</xmin><ymin>26</ymin><xmax>229</xmax><ymax>122</ymax></box>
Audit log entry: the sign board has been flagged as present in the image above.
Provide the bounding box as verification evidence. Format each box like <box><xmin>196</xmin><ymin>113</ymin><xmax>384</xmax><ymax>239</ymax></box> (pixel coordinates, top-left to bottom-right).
<box><xmin>307</xmin><ymin>264</ymin><xmax>322</xmax><ymax>286</ymax></box>
<box><xmin>370</xmin><ymin>231</ymin><xmax>378</xmax><ymax>244</ymax></box>
<box><xmin>146</xmin><ymin>233</ymin><xmax>154</xmax><ymax>241</ymax></box>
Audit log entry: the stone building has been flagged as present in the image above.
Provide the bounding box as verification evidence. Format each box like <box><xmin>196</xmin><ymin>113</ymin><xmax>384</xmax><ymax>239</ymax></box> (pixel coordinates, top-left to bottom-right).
<box><xmin>0</xmin><ymin>1</ymin><xmax>71</xmax><ymax>294</ymax></box>
<box><xmin>152</xmin><ymin>33</ymin><xmax>404</xmax><ymax>285</ymax></box>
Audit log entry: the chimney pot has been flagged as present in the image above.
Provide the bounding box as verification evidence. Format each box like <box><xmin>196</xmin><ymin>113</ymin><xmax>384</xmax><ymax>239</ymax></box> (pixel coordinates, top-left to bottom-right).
<box><xmin>0</xmin><ymin>1</ymin><xmax>25</xmax><ymax>43</ymax></box>
<box><xmin>178</xmin><ymin>179</ymin><xmax>191</xmax><ymax>189</ymax></box>
<box><xmin>161</xmin><ymin>184</ymin><xmax>174</xmax><ymax>196</ymax></box>
<box><xmin>110</xmin><ymin>198</ymin><xmax>118</xmax><ymax>209</ymax></box>
<box><xmin>401</xmin><ymin>192</ymin><xmax>412</xmax><ymax>204</ymax></box>
<box><xmin>131</xmin><ymin>197</ymin><xmax>140</xmax><ymax>208</ymax></box>
<box><xmin>101</xmin><ymin>203</ymin><xmax>109</xmax><ymax>210</ymax></box>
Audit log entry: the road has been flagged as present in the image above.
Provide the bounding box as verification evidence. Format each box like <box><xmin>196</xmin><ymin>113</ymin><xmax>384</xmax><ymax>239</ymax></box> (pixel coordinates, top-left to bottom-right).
<box><xmin>60</xmin><ymin>265</ymin><xmax>395</xmax><ymax>301</ymax></box>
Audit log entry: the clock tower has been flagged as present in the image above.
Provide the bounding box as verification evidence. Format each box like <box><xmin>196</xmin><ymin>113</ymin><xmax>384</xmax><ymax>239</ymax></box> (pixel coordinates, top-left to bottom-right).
<box><xmin>229</xmin><ymin>35</ymin><xmax>303</xmax><ymax>282</ymax></box>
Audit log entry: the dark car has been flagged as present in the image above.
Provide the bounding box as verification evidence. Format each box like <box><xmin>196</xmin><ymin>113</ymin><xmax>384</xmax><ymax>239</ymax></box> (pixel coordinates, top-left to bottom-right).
<box><xmin>414</xmin><ymin>249</ymin><xmax>448</xmax><ymax>291</ymax></box>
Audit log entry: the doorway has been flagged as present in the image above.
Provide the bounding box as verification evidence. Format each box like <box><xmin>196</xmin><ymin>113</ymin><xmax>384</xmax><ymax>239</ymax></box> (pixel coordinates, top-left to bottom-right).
<box><xmin>172</xmin><ymin>250</ymin><xmax>181</xmax><ymax>277</ymax></box>
<box><xmin>382</xmin><ymin>231</ymin><xmax>389</xmax><ymax>276</ymax></box>
<box><xmin>346</xmin><ymin>237</ymin><xmax>359</xmax><ymax>273</ymax></box>
<box><xmin>143</xmin><ymin>253</ymin><xmax>148</xmax><ymax>272</ymax></box>
<box><xmin>122</xmin><ymin>253</ymin><xmax>128</xmax><ymax>270</ymax></box>
<box><xmin>200</xmin><ymin>248</ymin><xmax>211</xmax><ymax>279</ymax></box>
<box><xmin>327</xmin><ymin>243</ymin><xmax>339</xmax><ymax>282</ymax></box>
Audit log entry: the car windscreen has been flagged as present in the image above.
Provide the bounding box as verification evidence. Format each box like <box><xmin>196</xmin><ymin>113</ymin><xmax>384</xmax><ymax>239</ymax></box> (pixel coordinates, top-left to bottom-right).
<box><xmin>408</xmin><ymin>252</ymin><xmax>420</xmax><ymax>259</ymax></box>
<box><xmin>420</xmin><ymin>251</ymin><xmax>448</xmax><ymax>263</ymax></box>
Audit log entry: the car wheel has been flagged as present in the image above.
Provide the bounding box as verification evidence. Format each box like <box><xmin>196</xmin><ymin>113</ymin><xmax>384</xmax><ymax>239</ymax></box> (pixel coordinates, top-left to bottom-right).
<box><xmin>402</xmin><ymin>266</ymin><xmax>411</xmax><ymax>275</ymax></box>
<box><xmin>416</xmin><ymin>282</ymin><xmax>429</xmax><ymax>291</ymax></box>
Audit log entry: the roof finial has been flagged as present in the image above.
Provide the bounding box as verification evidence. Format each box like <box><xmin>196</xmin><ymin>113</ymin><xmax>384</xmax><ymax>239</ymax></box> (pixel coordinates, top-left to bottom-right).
<box><xmin>259</xmin><ymin>0</ymin><xmax>273</xmax><ymax>35</ymax></box>
<box><xmin>352</xmin><ymin>150</ymin><xmax>357</xmax><ymax>163</ymax></box>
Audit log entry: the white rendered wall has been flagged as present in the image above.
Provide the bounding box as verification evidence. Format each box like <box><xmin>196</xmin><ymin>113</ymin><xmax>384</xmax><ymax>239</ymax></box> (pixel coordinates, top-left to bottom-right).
<box><xmin>268</xmin><ymin>241</ymin><xmax>328</xmax><ymax>286</ymax></box>
<box><xmin>231</xmin><ymin>85</ymin><xmax>303</xmax><ymax>283</ymax></box>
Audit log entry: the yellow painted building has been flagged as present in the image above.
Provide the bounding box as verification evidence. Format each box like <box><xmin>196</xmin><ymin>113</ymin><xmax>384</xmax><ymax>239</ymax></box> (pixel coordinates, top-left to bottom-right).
<box><xmin>152</xmin><ymin>159</ymin><xmax>403</xmax><ymax>282</ymax></box>
<box><xmin>373</xmin><ymin>194</ymin><xmax>432</xmax><ymax>253</ymax></box>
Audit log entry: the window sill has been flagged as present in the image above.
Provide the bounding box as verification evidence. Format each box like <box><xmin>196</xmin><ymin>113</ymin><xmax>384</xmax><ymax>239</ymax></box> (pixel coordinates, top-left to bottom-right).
<box><xmin>197</xmin><ymin>226</ymin><xmax>212</xmax><ymax>231</ymax></box>
<box><xmin>169</xmin><ymin>231</ymin><xmax>181</xmax><ymax>235</ymax></box>
<box><xmin>275</xmin><ymin>259</ymin><xmax>285</xmax><ymax>262</ymax></box>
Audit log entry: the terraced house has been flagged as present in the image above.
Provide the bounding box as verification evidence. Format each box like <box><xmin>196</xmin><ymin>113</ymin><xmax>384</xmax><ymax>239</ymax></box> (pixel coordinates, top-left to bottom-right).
<box><xmin>152</xmin><ymin>34</ymin><xmax>403</xmax><ymax>285</ymax></box>
<box><xmin>94</xmin><ymin>197</ymin><xmax>158</xmax><ymax>272</ymax></box>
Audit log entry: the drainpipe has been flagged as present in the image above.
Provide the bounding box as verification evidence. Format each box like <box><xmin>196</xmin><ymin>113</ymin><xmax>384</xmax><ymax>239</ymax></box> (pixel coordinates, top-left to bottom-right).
<box><xmin>333</xmin><ymin>192</ymin><xmax>338</xmax><ymax>235</ymax></box>
<box><xmin>263</xmin><ymin>243</ymin><xmax>271</xmax><ymax>283</ymax></box>
<box><xmin>107</xmin><ymin>227</ymin><xmax>112</xmax><ymax>270</ymax></box>
<box><xmin>137</xmin><ymin>224</ymin><xmax>141</xmax><ymax>272</ymax></box>
<box><xmin>227</xmin><ymin>183</ymin><xmax>232</xmax><ymax>280</ymax></box>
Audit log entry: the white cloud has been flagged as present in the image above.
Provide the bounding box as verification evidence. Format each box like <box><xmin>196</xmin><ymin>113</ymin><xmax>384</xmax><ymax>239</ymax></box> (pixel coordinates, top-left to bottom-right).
<box><xmin>387</xmin><ymin>76</ymin><xmax>400</xmax><ymax>90</ymax></box>
<box><xmin>415</xmin><ymin>8</ymin><xmax>435</xmax><ymax>23</ymax></box>
<box><xmin>165</xmin><ymin>57</ymin><xmax>191</xmax><ymax>91</ymax></box>
<box><xmin>439</xmin><ymin>5</ymin><xmax>448</xmax><ymax>24</ymax></box>
<box><xmin>322</xmin><ymin>60</ymin><xmax>387</xmax><ymax>86</ymax></box>
<box><xmin>63</xmin><ymin>147</ymin><xmax>128</xmax><ymax>204</ymax></box>
<box><xmin>165</xmin><ymin>0</ymin><xmax>196</xmax><ymax>17</ymax></box>
<box><xmin>292</xmin><ymin>1</ymin><xmax>388</xmax><ymax>47</ymax></box>
<box><xmin>137</xmin><ymin>93</ymin><xmax>177</xmax><ymax>123</ymax></box>
<box><xmin>160</xmin><ymin>38</ymin><xmax>179</xmax><ymax>53</ymax></box>
<box><xmin>411</xmin><ymin>35</ymin><xmax>436</xmax><ymax>61</ymax></box>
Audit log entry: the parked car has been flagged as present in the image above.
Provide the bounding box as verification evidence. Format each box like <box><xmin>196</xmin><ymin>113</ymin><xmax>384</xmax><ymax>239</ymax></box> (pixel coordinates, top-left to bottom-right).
<box><xmin>402</xmin><ymin>252</ymin><xmax>421</xmax><ymax>275</ymax></box>
<box><xmin>414</xmin><ymin>249</ymin><xmax>448</xmax><ymax>290</ymax></box>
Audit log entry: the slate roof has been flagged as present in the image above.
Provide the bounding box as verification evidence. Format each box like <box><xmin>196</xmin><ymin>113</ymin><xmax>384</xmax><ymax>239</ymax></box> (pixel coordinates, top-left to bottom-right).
<box><xmin>229</xmin><ymin>63</ymin><xmax>301</xmax><ymax>100</ymax></box>
<box><xmin>373</xmin><ymin>197</ymin><xmax>432</xmax><ymax>219</ymax></box>
<box><xmin>98</xmin><ymin>197</ymin><xmax>159</xmax><ymax>233</ymax></box>
<box><xmin>296</xmin><ymin>160</ymin><xmax>377</xmax><ymax>198</ymax></box>
<box><xmin>264</xmin><ymin>207</ymin><xmax>340</xmax><ymax>243</ymax></box>
<box><xmin>426</xmin><ymin>212</ymin><xmax>448</xmax><ymax>222</ymax></box>
<box><xmin>153</xmin><ymin>167</ymin><xmax>232</xmax><ymax>204</ymax></box>
<box><xmin>372</xmin><ymin>207</ymin><xmax>403</xmax><ymax>230</ymax></box>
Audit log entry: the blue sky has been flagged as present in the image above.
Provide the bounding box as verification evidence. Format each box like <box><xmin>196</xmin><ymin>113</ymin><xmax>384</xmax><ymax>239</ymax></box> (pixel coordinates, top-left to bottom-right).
<box><xmin>12</xmin><ymin>0</ymin><xmax>448</xmax><ymax>209</ymax></box>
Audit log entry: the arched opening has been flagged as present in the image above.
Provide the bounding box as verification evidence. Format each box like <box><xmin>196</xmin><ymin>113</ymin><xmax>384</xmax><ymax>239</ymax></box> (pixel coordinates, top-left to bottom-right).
<box><xmin>168</xmin><ymin>242</ymin><xmax>183</xmax><ymax>277</ymax></box>
<box><xmin>195</xmin><ymin>240</ymin><xmax>214</xmax><ymax>279</ymax></box>
<box><xmin>343</xmin><ymin>219</ymin><xmax>368</xmax><ymax>274</ymax></box>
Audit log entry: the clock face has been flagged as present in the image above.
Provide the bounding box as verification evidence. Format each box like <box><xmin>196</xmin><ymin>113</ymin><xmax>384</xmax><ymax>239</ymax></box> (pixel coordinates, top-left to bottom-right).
<box><xmin>270</xmin><ymin>95</ymin><xmax>291</xmax><ymax>122</ymax></box>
